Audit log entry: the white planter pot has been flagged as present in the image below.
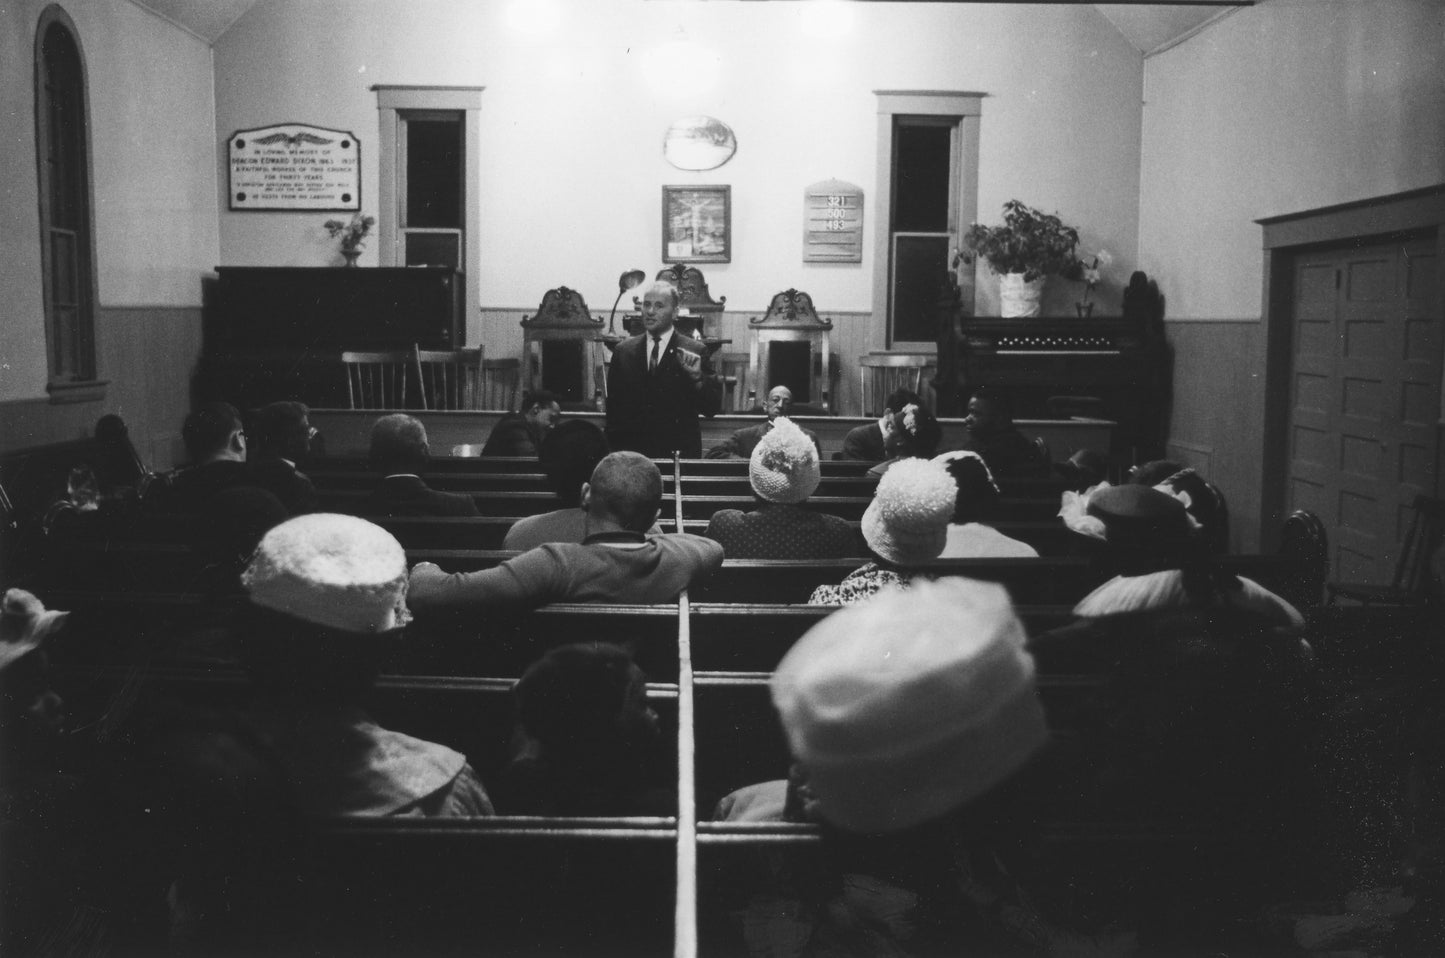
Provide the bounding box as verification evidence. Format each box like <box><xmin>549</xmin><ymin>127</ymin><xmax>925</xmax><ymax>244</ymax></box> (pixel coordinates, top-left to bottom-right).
<box><xmin>998</xmin><ymin>273</ymin><xmax>1045</xmax><ymax>318</ymax></box>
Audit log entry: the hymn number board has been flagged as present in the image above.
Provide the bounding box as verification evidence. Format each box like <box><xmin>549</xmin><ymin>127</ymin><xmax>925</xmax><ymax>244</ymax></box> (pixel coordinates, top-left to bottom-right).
<box><xmin>803</xmin><ymin>179</ymin><xmax>864</xmax><ymax>263</ymax></box>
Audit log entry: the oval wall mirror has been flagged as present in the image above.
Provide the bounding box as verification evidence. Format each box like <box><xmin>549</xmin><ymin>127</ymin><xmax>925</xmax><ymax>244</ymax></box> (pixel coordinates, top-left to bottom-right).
<box><xmin>663</xmin><ymin>116</ymin><xmax>737</xmax><ymax>171</ymax></box>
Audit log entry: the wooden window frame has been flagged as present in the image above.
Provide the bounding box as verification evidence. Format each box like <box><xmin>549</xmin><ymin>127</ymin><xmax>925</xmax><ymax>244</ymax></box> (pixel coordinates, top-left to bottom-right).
<box><xmin>872</xmin><ymin>91</ymin><xmax>984</xmax><ymax>353</ymax></box>
<box><xmin>34</xmin><ymin>5</ymin><xmax>105</xmax><ymax>404</ymax></box>
<box><xmin>375</xmin><ymin>86</ymin><xmax>483</xmax><ymax>339</ymax></box>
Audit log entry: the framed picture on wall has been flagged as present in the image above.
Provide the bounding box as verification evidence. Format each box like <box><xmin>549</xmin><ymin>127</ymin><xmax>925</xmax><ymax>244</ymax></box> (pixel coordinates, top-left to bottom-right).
<box><xmin>662</xmin><ymin>185</ymin><xmax>731</xmax><ymax>264</ymax></box>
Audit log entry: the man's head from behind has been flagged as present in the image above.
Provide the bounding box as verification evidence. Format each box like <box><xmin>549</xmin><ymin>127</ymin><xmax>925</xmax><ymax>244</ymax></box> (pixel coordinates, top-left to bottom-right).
<box><xmin>252</xmin><ymin>401</ymin><xmax>314</xmax><ymax>462</ymax></box>
<box><xmin>182</xmin><ymin>402</ymin><xmax>245</xmax><ymax>465</ymax></box>
<box><xmin>764</xmin><ymin>385</ymin><xmax>794</xmax><ymax>421</ymax></box>
<box><xmin>369</xmin><ymin>414</ymin><xmax>429</xmax><ymax>475</ymax></box>
<box><xmin>514</xmin><ymin>642</ymin><xmax>658</xmax><ymax>759</ymax></box>
<box><xmin>539</xmin><ymin>420</ymin><xmax>611</xmax><ymax>507</ymax></box>
<box><xmin>582</xmin><ymin>451</ymin><xmax>662</xmax><ymax>533</ymax></box>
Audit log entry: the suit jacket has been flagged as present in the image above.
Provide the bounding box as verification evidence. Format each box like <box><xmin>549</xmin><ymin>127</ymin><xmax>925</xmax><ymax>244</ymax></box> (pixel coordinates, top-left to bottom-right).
<box><xmin>481</xmin><ymin>413</ymin><xmax>543</xmax><ymax>458</ymax></box>
<box><xmin>840</xmin><ymin>422</ymin><xmax>886</xmax><ymax>462</ymax></box>
<box><xmin>605</xmin><ymin>331</ymin><xmax>721</xmax><ymax>459</ymax></box>
<box><xmin>249</xmin><ymin>455</ymin><xmax>318</xmax><ymax>515</ymax></box>
<box><xmin>705</xmin><ymin>421</ymin><xmax>821</xmax><ymax>460</ymax></box>
<box><xmin>354</xmin><ymin>475</ymin><xmax>480</xmax><ymax>518</ymax></box>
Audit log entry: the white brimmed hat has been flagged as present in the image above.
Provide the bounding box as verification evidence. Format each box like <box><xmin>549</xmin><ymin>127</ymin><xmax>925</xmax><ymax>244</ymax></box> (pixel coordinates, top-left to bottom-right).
<box><xmin>0</xmin><ymin>589</ymin><xmax>69</xmax><ymax>672</ymax></box>
<box><xmin>861</xmin><ymin>457</ymin><xmax>957</xmax><ymax>565</ymax></box>
<box><xmin>242</xmin><ymin>513</ymin><xmax>411</xmax><ymax>634</ymax></box>
<box><xmin>771</xmin><ymin>577</ymin><xmax>1047</xmax><ymax>834</ymax></box>
<box><xmin>749</xmin><ymin>417</ymin><xmax>821</xmax><ymax>504</ymax></box>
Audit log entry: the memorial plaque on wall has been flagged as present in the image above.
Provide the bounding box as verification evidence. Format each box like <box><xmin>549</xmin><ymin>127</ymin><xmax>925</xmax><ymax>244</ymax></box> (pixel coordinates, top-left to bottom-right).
<box><xmin>803</xmin><ymin>179</ymin><xmax>863</xmax><ymax>263</ymax></box>
<box><xmin>228</xmin><ymin>123</ymin><xmax>361</xmax><ymax>211</ymax></box>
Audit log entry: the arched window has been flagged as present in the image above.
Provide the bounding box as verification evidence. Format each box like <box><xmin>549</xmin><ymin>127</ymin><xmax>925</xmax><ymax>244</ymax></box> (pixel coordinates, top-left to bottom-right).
<box><xmin>35</xmin><ymin>6</ymin><xmax>101</xmax><ymax>400</ymax></box>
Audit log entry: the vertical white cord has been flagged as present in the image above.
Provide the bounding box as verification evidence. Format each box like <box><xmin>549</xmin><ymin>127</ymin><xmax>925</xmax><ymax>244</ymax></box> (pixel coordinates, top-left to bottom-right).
<box><xmin>673</xmin><ymin>452</ymin><xmax>698</xmax><ymax>957</ymax></box>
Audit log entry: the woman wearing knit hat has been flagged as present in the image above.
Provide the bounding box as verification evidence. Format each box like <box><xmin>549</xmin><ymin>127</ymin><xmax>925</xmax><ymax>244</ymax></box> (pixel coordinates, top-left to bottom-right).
<box><xmin>808</xmin><ymin>457</ymin><xmax>956</xmax><ymax>605</ymax></box>
<box><xmin>704</xmin><ymin>417</ymin><xmax>859</xmax><ymax>559</ymax></box>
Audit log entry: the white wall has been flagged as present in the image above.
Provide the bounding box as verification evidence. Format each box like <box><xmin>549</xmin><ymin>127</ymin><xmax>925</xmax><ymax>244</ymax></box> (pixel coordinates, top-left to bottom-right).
<box><xmin>0</xmin><ymin>0</ymin><xmax>218</xmax><ymax>405</ymax></box>
<box><xmin>1138</xmin><ymin>0</ymin><xmax>1445</xmax><ymax>550</ymax></box>
<box><xmin>1139</xmin><ymin>0</ymin><xmax>1445</xmax><ymax>321</ymax></box>
<box><xmin>214</xmin><ymin>0</ymin><xmax>1144</xmax><ymax>354</ymax></box>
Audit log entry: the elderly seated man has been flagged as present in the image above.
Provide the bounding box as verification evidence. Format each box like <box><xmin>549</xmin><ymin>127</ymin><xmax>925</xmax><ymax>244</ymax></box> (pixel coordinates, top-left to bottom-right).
<box><xmin>481</xmin><ymin>390</ymin><xmax>562</xmax><ymax>458</ymax></box>
<box><xmin>409</xmin><ymin>451</ymin><xmax>723</xmax><ymax>612</ymax></box>
<box><xmin>706</xmin><ymin>385</ymin><xmax>820</xmax><ymax>460</ymax></box>
<box><xmin>355</xmin><ymin>414</ymin><xmax>479</xmax><ymax>518</ymax></box>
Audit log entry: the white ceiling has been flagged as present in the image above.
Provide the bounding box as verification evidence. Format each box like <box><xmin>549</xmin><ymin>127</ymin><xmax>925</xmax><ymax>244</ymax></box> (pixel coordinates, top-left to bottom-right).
<box><xmin>127</xmin><ymin>0</ymin><xmax>1240</xmax><ymax>57</ymax></box>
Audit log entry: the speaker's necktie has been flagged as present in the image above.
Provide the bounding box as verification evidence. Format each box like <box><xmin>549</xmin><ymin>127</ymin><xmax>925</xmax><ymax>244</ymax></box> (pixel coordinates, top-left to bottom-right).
<box><xmin>649</xmin><ymin>336</ymin><xmax>661</xmax><ymax>373</ymax></box>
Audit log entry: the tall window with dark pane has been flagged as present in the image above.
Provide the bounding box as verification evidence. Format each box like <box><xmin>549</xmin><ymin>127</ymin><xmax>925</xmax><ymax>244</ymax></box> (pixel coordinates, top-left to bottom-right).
<box><xmin>889</xmin><ymin>118</ymin><xmax>955</xmax><ymax>346</ymax></box>
<box><xmin>401</xmin><ymin>111</ymin><xmax>463</xmax><ymax>269</ymax></box>
<box><xmin>36</xmin><ymin>17</ymin><xmax>97</xmax><ymax>385</ymax></box>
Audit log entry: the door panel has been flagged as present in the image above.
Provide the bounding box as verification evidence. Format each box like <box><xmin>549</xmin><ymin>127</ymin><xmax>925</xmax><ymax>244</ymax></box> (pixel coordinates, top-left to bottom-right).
<box><xmin>1287</xmin><ymin>237</ymin><xmax>1441</xmax><ymax>585</ymax></box>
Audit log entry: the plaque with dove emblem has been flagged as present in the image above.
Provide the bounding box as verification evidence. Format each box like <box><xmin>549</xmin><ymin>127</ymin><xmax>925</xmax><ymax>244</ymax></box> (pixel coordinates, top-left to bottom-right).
<box><xmin>228</xmin><ymin>123</ymin><xmax>361</xmax><ymax>211</ymax></box>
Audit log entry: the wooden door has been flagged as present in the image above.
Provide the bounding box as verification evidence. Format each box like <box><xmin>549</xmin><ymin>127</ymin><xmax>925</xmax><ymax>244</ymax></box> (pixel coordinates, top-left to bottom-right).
<box><xmin>1287</xmin><ymin>237</ymin><xmax>1440</xmax><ymax>583</ymax></box>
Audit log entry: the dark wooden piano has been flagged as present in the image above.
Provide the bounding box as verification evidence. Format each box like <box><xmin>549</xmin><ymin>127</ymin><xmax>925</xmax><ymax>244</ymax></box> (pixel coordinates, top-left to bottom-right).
<box><xmin>953</xmin><ymin>313</ymin><xmax>1170</xmax><ymax>463</ymax></box>
<box><xmin>197</xmin><ymin>266</ymin><xmax>464</xmax><ymax>409</ymax></box>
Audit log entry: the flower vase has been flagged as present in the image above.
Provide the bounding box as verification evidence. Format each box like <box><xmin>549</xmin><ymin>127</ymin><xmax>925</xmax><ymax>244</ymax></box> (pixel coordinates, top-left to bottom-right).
<box><xmin>1075</xmin><ymin>302</ymin><xmax>1094</xmax><ymax>319</ymax></box>
<box><xmin>341</xmin><ymin>248</ymin><xmax>361</xmax><ymax>268</ymax></box>
<box><xmin>998</xmin><ymin>273</ymin><xmax>1045</xmax><ymax>318</ymax></box>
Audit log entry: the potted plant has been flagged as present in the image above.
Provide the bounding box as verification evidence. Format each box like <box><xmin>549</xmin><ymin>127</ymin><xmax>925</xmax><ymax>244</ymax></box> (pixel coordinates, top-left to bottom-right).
<box><xmin>323</xmin><ymin>212</ymin><xmax>376</xmax><ymax>267</ymax></box>
<box><xmin>963</xmin><ymin>200</ymin><xmax>1080</xmax><ymax>317</ymax></box>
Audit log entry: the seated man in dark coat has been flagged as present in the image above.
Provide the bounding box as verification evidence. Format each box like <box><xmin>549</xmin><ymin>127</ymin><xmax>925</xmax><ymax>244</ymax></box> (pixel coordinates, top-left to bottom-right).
<box><xmin>481</xmin><ymin>390</ymin><xmax>561</xmax><ymax>458</ymax></box>
<box><xmin>960</xmin><ymin>388</ymin><xmax>1050</xmax><ymax>480</ymax></box>
<box><xmin>248</xmin><ymin>401</ymin><xmax>319</xmax><ymax>514</ymax></box>
<box><xmin>354</xmin><ymin>414</ymin><xmax>479</xmax><ymax>518</ymax></box>
<box><xmin>144</xmin><ymin>402</ymin><xmax>255</xmax><ymax>513</ymax></box>
<box><xmin>705</xmin><ymin>385</ymin><xmax>820</xmax><ymax>460</ymax></box>
<box><xmin>840</xmin><ymin>388</ymin><xmax>922</xmax><ymax>462</ymax></box>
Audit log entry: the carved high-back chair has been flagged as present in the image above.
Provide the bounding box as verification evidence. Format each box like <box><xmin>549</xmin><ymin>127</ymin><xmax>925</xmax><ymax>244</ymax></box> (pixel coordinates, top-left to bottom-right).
<box><xmin>747</xmin><ymin>289</ymin><xmax>835</xmax><ymax>413</ymax></box>
<box><xmin>521</xmin><ymin>287</ymin><xmax>606</xmax><ymax>408</ymax></box>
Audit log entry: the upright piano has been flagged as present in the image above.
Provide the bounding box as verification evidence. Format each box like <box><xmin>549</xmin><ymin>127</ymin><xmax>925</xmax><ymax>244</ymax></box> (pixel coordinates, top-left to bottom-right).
<box><xmin>955</xmin><ymin>315</ymin><xmax>1169</xmax><ymax>462</ymax></box>
<box><xmin>198</xmin><ymin>266</ymin><xmax>464</xmax><ymax>409</ymax></box>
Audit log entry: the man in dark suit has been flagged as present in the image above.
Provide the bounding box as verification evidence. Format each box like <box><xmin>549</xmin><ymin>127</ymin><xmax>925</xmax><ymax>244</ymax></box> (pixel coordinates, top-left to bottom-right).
<box><xmin>481</xmin><ymin>390</ymin><xmax>561</xmax><ymax>458</ymax></box>
<box><xmin>705</xmin><ymin>385</ymin><xmax>820</xmax><ymax>460</ymax></box>
<box><xmin>605</xmin><ymin>282</ymin><xmax>721</xmax><ymax>459</ymax></box>
<box><xmin>144</xmin><ymin>401</ymin><xmax>255</xmax><ymax>512</ymax></box>
<box><xmin>355</xmin><ymin>414</ymin><xmax>479</xmax><ymax>518</ymax></box>
<box><xmin>840</xmin><ymin>388</ymin><xmax>922</xmax><ymax>462</ymax></box>
<box><xmin>248</xmin><ymin>401</ymin><xmax>320</xmax><ymax>514</ymax></box>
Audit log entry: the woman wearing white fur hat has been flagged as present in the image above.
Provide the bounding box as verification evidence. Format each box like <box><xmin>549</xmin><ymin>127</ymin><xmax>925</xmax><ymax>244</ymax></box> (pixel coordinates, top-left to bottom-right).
<box><xmin>233</xmin><ymin>513</ymin><xmax>495</xmax><ymax>817</ymax></box>
<box><xmin>717</xmin><ymin>579</ymin><xmax>1131</xmax><ymax>953</ymax></box>
<box><xmin>703</xmin><ymin>417</ymin><xmax>858</xmax><ymax>559</ymax></box>
<box><xmin>808</xmin><ymin>456</ymin><xmax>957</xmax><ymax>605</ymax></box>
